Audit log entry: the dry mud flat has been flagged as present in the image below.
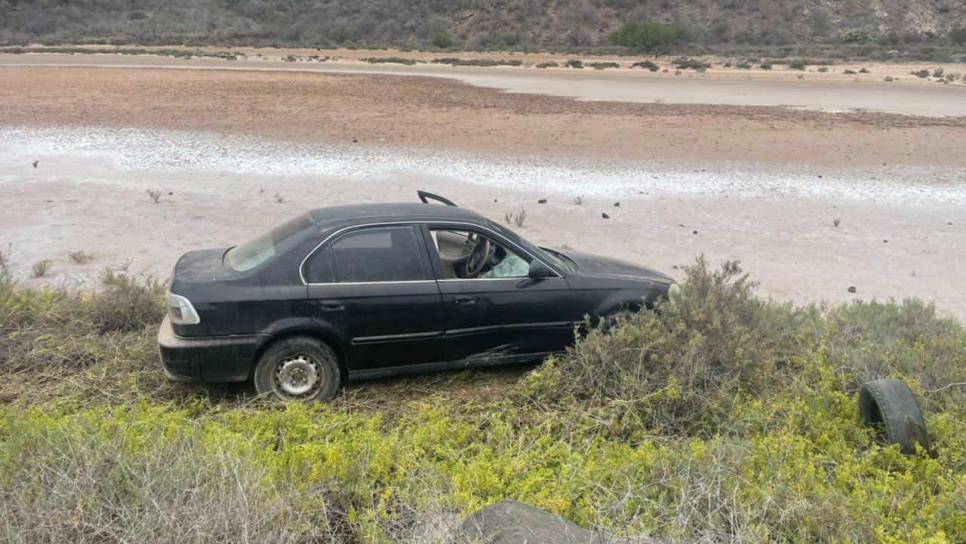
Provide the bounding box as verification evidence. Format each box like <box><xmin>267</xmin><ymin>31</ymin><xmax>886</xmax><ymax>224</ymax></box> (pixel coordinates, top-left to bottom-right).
<box><xmin>0</xmin><ymin>56</ymin><xmax>964</xmax><ymax>318</ymax></box>
<box><xmin>1</xmin><ymin>126</ymin><xmax>963</xmax><ymax>319</ymax></box>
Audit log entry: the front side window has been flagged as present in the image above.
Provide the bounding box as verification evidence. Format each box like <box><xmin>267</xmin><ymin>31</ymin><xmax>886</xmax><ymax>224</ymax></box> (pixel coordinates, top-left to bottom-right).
<box><xmin>430</xmin><ymin>229</ymin><xmax>530</xmax><ymax>280</ymax></box>
<box><xmin>326</xmin><ymin>226</ymin><xmax>427</xmax><ymax>283</ymax></box>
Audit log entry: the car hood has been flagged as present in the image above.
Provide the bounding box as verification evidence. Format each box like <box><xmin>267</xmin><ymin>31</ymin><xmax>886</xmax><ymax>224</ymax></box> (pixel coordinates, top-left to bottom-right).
<box><xmin>561</xmin><ymin>250</ymin><xmax>673</xmax><ymax>284</ymax></box>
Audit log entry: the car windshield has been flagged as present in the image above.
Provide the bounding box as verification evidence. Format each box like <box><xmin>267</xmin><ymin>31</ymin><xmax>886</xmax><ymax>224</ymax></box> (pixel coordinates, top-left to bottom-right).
<box><xmin>487</xmin><ymin>221</ymin><xmax>576</xmax><ymax>274</ymax></box>
<box><xmin>224</xmin><ymin>214</ymin><xmax>312</xmax><ymax>272</ymax></box>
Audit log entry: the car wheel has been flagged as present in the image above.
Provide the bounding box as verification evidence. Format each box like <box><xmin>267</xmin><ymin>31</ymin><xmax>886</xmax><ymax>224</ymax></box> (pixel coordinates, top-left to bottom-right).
<box><xmin>253</xmin><ymin>337</ymin><xmax>341</xmax><ymax>402</ymax></box>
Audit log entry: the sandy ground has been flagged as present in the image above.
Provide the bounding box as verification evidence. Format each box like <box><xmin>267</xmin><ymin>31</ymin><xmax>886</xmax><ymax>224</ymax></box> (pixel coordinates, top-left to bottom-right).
<box><xmin>4</xmin><ymin>52</ymin><xmax>966</xmax><ymax>118</ymax></box>
<box><xmin>0</xmin><ymin>55</ymin><xmax>964</xmax><ymax>319</ymax></box>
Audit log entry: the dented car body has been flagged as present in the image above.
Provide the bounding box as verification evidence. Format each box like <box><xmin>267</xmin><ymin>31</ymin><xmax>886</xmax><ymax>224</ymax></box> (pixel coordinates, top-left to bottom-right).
<box><xmin>158</xmin><ymin>195</ymin><xmax>675</xmax><ymax>400</ymax></box>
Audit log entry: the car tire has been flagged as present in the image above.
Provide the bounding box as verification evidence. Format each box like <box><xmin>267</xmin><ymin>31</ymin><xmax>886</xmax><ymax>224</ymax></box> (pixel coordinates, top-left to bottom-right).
<box><xmin>858</xmin><ymin>379</ymin><xmax>929</xmax><ymax>454</ymax></box>
<box><xmin>253</xmin><ymin>336</ymin><xmax>341</xmax><ymax>402</ymax></box>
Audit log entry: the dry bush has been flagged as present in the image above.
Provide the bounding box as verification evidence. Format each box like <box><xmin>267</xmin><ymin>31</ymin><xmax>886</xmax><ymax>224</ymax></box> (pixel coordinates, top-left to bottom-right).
<box><xmin>524</xmin><ymin>257</ymin><xmax>965</xmax><ymax>437</ymax></box>
<box><xmin>0</xmin><ymin>271</ymin><xmax>173</xmax><ymax>403</ymax></box>
<box><xmin>89</xmin><ymin>268</ymin><xmax>165</xmax><ymax>333</ymax></box>
<box><xmin>68</xmin><ymin>250</ymin><xmax>95</xmax><ymax>264</ymax></box>
<box><xmin>31</xmin><ymin>259</ymin><xmax>52</xmax><ymax>278</ymax></box>
<box><xmin>0</xmin><ymin>415</ymin><xmax>351</xmax><ymax>544</ymax></box>
<box><xmin>0</xmin><ymin>244</ymin><xmax>11</xmax><ymax>275</ymax></box>
<box><xmin>524</xmin><ymin>257</ymin><xmax>816</xmax><ymax>436</ymax></box>
<box><xmin>824</xmin><ymin>299</ymin><xmax>966</xmax><ymax>411</ymax></box>
<box><xmin>504</xmin><ymin>208</ymin><xmax>527</xmax><ymax>228</ymax></box>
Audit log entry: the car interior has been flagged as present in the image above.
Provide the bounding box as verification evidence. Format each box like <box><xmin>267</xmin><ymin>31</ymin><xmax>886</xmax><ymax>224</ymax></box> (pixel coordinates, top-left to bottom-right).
<box><xmin>431</xmin><ymin>230</ymin><xmax>530</xmax><ymax>279</ymax></box>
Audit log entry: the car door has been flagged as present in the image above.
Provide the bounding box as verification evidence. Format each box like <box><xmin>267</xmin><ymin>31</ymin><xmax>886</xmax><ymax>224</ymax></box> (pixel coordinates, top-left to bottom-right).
<box><xmin>422</xmin><ymin>224</ymin><xmax>577</xmax><ymax>363</ymax></box>
<box><xmin>303</xmin><ymin>224</ymin><xmax>448</xmax><ymax>376</ymax></box>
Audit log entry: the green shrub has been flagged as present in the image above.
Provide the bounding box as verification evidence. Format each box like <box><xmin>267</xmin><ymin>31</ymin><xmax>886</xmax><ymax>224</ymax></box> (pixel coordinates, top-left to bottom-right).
<box><xmin>843</xmin><ymin>30</ymin><xmax>872</xmax><ymax>44</ymax></box>
<box><xmin>366</xmin><ymin>56</ymin><xmax>417</xmax><ymax>65</ymax></box>
<box><xmin>673</xmin><ymin>57</ymin><xmax>709</xmax><ymax>71</ymax></box>
<box><xmin>588</xmin><ymin>61</ymin><xmax>619</xmax><ymax>70</ymax></box>
<box><xmin>565</xmin><ymin>59</ymin><xmax>583</xmax><ymax>68</ymax></box>
<box><xmin>524</xmin><ymin>258</ymin><xmax>817</xmax><ymax>436</ymax></box>
<box><xmin>951</xmin><ymin>27</ymin><xmax>966</xmax><ymax>45</ymax></box>
<box><xmin>912</xmin><ymin>68</ymin><xmax>931</xmax><ymax>78</ymax></box>
<box><xmin>535</xmin><ymin>61</ymin><xmax>558</xmax><ymax>68</ymax></box>
<box><xmin>431</xmin><ymin>31</ymin><xmax>453</xmax><ymax>48</ymax></box>
<box><xmin>432</xmin><ymin>58</ymin><xmax>522</xmax><ymax>67</ymax></box>
<box><xmin>631</xmin><ymin>60</ymin><xmax>659</xmax><ymax>71</ymax></box>
<box><xmin>789</xmin><ymin>59</ymin><xmax>807</xmax><ymax>70</ymax></box>
<box><xmin>610</xmin><ymin>21</ymin><xmax>689</xmax><ymax>51</ymax></box>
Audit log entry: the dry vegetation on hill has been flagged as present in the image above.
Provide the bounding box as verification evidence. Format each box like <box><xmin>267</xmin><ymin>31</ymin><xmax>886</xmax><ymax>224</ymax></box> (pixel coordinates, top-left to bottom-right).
<box><xmin>2</xmin><ymin>0</ymin><xmax>965</xmax><ymax>59</ymax></box>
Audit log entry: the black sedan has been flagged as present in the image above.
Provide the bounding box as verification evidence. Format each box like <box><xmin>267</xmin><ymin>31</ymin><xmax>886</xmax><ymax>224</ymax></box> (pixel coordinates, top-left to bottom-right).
<box><xmin>158</xmin><ymin>192</ymin><xmax>676</xmax><ymax>401</ymax></box>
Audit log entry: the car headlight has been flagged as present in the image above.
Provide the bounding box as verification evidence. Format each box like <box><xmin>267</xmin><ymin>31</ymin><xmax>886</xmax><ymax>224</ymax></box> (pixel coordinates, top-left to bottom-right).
<box><xmin>667</xmin><ymin>282</ymin><xmax>682</xmax><ymax>299</ymax></box>
<box><xmin>166</xmin><ymin>292</ymin><xmax>201</xmax><ymax>325</ymax></box>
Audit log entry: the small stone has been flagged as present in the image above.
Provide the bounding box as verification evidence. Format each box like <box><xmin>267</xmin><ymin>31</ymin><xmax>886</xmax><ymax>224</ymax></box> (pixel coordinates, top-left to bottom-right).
<box><xmin>692</xmin><ymin>230</ymin><xmax>698</xmax><ymax>235</ymax></box>
<box><xmin>351</xmin><ymin>138</ymin><xmax>358</xmax><ymax>143</ymax></box>
<box><xmin>833</xmin><ymin>218</ymin><xmax>841</xmax><ymax>227</ymax></box>
<box><xmin>883</xmin><ymin>239</ymin><xmax>888</xmax><ymax>243</ymax></box>
<box><xmin>601</xmin><ymin>212</ymin><xmax>610</xmax><ymax>219</ymax></box>
<box><xmin>848</xmin><ymin>286</ymin><xmax>857</xmax><ymax>293</ymax></box>
<box><xmin>613</xmin><ymin>201</ymin><xmax>620</xmax><ymax>207</ymax></box>
<box><xmin>32</xmin><ymin>160</ymin><xmax>39</xmax><ymax>168</ymax></box>
<box><xmin>537</xmin><ymin>199</ymin><xmax>547</xmax><ymax>204</ymax></box>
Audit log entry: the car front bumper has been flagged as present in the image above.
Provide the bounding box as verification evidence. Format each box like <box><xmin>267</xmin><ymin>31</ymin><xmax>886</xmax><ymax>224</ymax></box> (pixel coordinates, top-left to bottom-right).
<box><xmin>157</xmin><ymin>316</ymin><xmax>266</xmax><ymax>383</ymax></box>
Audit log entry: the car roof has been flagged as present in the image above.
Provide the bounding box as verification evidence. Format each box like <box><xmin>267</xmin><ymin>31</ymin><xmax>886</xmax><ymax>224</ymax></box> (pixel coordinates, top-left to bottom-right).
<box><xmin>307</xmin><ymin>203</ymin><xmax>488</xmax><ymax>227</ymax></box>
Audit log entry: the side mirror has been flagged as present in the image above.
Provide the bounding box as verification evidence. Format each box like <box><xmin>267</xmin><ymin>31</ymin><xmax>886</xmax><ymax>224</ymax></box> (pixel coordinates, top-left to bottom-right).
<box><xmin>528</xmin><ymin>260</ymin><xmax>556</xmax><ymax>279</ymax></box>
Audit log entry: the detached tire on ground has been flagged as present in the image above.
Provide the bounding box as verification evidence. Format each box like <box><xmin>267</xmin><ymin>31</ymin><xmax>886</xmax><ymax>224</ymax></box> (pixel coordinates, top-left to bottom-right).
<box><xmin>254</xmin><ymin>336</ymin><xmax>341</xmax><ymax>402</ymax></box>
<box><xmin>858</xmin><ymin>379</ymin><xmax>929</xmax><ymax>454</ymax></box>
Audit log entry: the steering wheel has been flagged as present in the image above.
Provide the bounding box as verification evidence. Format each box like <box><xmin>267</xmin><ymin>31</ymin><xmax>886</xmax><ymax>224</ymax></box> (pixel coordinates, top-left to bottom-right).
<box><xmin>463</xmin><ymin>235</ymin><xmax>492</xmax><ymax>277</ymax></box>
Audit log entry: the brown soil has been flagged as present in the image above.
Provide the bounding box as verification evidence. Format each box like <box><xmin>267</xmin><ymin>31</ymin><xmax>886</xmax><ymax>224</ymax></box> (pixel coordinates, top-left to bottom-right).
<box><xmin>2</xmin><ymin>63</ymin><xmax>966</xmax><ymax>169</ymax></box>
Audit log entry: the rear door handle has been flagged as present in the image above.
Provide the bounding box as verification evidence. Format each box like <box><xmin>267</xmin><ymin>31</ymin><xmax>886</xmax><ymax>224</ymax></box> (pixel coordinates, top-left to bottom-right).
<box><xmin>453</xmin><ymin>295</ymin><xmax>476</xmax><ymax>306</ymax></box>
<box><xmin>319</xmin><ymin>301</ymin><xmax>344</xmax><ymax>311</ymax></box>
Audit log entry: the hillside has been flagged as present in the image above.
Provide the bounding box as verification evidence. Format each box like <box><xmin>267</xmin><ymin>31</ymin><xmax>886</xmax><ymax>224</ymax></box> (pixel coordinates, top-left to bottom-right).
<box><xmin>2</xmin><ymin>0</ymin><xmax>965</xmax><ymax>53</ymax></box>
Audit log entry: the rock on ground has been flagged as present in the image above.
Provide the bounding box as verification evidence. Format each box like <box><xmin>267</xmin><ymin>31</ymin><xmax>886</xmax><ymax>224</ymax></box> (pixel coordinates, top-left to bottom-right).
<box><xmin>456</xmin><ymin>499</ymin><xmax>665</xmax><ymax>543</ymax></box>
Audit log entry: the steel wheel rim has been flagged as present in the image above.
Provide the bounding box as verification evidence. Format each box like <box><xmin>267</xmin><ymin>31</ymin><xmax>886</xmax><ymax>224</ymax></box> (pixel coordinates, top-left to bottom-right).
<box><xmin>274</xmin><ymin>353</ymin><xmax>322</xmax><ymax>397</ymax></box>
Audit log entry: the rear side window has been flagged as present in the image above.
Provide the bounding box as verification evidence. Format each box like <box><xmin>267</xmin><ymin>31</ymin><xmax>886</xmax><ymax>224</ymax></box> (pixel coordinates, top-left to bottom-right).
<box><xmin>314</xmin><ymin>226</ymin><xmax>427</xmax><ymax>283</ymax></box>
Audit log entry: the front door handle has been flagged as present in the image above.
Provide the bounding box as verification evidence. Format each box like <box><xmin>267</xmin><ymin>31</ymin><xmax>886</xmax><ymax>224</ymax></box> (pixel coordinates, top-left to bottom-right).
<box><xmin>453</xmin><ymin>295</ymin><xmax>477</xmax><ymax>306</ymax></box>
<box><xmin>319</xmin><ymin>301</ymin><xmax>344</xmax><ymax>311</ymax></box>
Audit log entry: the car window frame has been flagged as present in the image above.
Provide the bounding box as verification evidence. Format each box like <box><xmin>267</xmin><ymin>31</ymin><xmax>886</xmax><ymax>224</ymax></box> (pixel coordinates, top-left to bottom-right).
<box><xmin>300</xmin><ymin>223</ymin><xmax>434</xmax><ymax>285</ymax></box>
<box><xmin>300</xmin><ymin>220</ymin><xmax>563</xmax><ymax>285</ymax></box>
